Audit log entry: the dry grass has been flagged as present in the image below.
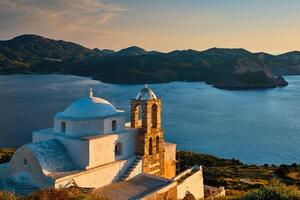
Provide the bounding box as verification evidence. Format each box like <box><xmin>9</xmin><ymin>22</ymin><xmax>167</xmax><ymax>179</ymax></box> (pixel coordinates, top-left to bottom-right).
<box><xmin>0</xmin><ymin>191</ymin><xmax>16</xmax><ymax>200</ymax></box>
<box><xmin>287</xmin><ymin>172</ymin><xmax>300</xmax><ymax>181</ymax></box>
<box><xmin>0</xmin><ymin>188</ymin><xmax>109</xmax><ymax>200</ymax></box>
<box><xmin>178</xmin><ymin>151</ymin><xmax>300</xmax><ymax>198</ymax></box>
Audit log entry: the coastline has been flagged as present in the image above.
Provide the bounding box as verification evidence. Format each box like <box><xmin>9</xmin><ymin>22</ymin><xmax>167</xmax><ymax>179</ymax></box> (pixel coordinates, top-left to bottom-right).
<box><xmin>0</xmin><ymin>72</ymin><xmax>290</xmax><ymax>90</ymax></box>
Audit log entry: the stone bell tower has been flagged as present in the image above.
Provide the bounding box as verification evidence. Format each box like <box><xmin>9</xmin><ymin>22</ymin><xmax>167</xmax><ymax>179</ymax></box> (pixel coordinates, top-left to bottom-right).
<box><xmin>131</xmin><ymin>85</ymin><xmax>165</xmax><ymax>177</ymax></box>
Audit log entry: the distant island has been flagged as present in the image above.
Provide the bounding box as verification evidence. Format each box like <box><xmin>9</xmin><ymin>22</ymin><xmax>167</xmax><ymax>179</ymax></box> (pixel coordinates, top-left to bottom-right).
<box><xmin>2</xmin><ymin>34</ymin><xmax>300</xmax><ymax>90</ymax></box>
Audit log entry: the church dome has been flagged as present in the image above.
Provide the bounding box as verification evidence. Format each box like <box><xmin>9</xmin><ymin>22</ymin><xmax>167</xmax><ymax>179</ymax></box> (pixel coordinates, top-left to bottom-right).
<box><xmin>58</xmin><ymin>89</ymin><xmax>118</xmax><ymax>119</ymax></box>
<box><xmin>136</xmin><ymin>85</ymin><xmax>157</xmax><ymax>100</ymax></box>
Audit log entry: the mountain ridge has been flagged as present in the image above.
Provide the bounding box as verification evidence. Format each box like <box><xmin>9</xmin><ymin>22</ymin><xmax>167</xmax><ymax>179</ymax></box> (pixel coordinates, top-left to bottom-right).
<box><xmin>1</xmin><ymin>34</ymin><xmax>298</xmax><ymax>89</ymax></box>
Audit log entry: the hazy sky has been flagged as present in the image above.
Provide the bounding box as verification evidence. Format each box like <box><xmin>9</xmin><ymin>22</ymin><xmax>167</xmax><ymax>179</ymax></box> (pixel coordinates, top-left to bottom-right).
<box><xmin>0</xmin><ymin>0</ymin><xmax>299</xmax><ymax>53</ymax></box>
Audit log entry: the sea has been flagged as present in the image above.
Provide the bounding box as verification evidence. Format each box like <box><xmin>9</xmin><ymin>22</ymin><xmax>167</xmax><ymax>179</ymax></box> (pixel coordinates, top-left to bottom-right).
<box><xmin>0</xmin><ymin>74</ymin><xmax>299</xmax><ymax>165</ymax></box>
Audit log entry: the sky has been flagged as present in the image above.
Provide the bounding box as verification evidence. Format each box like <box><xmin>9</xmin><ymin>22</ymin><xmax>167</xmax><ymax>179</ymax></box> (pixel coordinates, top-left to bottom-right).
<box><xmin>0</xmin><ymin>0</ymin><xmax>300</xmax><ymax>54</ymax></box>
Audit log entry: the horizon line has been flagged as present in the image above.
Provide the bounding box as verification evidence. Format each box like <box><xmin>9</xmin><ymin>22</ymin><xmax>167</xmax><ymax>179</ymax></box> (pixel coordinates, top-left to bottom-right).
<box><xmin>1</xmin><ymin>33</ymin><xmax>298</xmax><ymax>56</ymax></box>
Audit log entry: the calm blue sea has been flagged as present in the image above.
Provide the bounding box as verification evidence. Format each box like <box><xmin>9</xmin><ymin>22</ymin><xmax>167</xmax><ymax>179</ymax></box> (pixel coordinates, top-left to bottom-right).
<box><xmin>0</xmin><ymin>75</ymin><xmax>299</xmax><ymax>165</ymax></box>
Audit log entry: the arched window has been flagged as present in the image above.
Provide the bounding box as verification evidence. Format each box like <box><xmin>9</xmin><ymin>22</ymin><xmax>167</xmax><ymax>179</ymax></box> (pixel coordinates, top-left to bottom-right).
<box><xmin>132</xmin><ymin>104</ymin><xmax>143</xmax><ymax>128</ymax></box>
<box><xmin>61</xmin><ymin>122</ymin><xmax>66</xmax><ymax>133</ymax></box>
<box><xmin>137</xmin><ymin>105</ymin><xmax>143</xmax><ymax>127</ymax></box>
<box><xmin>149</xmin><ymin>138</ymin><xmax>153</xmax><ymax>155</ymax></box>
<box><xmin>151</xmin><ymin>104</ymin><xmax>158</xmax><ymax>128</ymax></box>
<box><xmin>112</xmin><ymin>120</ymin><xmax>117</xmax><ymax>131</ymax></box>
<box><xmin>115</xmin><ymin>142</ymin><xmax>122</xmax><ymax>157</ymax></box>
<box><xmin>156</xmin><ymin>136</ymin><xmax>160</xmax><ymax>153</ymax></box>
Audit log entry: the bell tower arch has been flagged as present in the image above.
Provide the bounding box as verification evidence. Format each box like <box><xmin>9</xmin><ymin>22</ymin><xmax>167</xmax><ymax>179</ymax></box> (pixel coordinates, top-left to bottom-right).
<box><xmin>131</xmin><ymin>85</ymin><xmax>165</xmax><ymax>177</ymax></box>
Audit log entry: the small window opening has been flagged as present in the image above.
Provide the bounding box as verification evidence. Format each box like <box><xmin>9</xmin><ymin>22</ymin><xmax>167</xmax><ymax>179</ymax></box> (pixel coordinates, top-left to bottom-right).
<box><xmin>156</xmin><ymin>136</ymin><xmax>160</xmax><ymax>153</ymax></box>
<box><xmin>149</xmin><ymin>138</ymin><xmax>153</xmax><ymax>155</ymax></box>
<box><xmin>61</xmin><ymin>122</ymin><xmax>66</xmax><ymax>133</ymax></box>
<box><xmin>112</xmin><ymin>120</ymin><xmax>117</xmax><ymax>132</ymax></box>
<box><xmin>151</xmin><ymin>104</ymin><xmax>158</xmax><ymax>128</ymax></box>
<box><xmin>24</xmin><ymin>158</ymin><xmax>28</xmax><ymax>165</ymax></box>
<box><xmin>115</xmin><ymin>142</ymin><xmax>122</xmax><ymax>157</ymax></box>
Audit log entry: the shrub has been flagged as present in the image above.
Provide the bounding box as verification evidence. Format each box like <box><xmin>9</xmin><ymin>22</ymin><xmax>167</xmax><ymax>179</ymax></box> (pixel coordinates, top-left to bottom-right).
<box><xmin>0</xmin><ymin>191</ymin><xmax>16</xmax><ymax>200</ymax></box>
<box><xmin>9</xmin><ymin>188</ymin><xmax>108</xmax><ymax>200</ymax></box>
<box><xmin>19</xmin><ymin>188</ymin><xmax>106</xmax><ymax>200</ymax></box>
<box><xmin>243</xmin><ymin>180</ymin><xmax>300</xmax><ymax>200</ymax></box>
<box><xmin>0</xmin><ymin>153</ymin><xmax>14</xmax><ymax>164</ymax></box>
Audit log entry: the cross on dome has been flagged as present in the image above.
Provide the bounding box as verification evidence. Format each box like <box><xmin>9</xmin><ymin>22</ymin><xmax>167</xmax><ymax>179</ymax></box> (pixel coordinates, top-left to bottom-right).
<box><xmin>89</xmin><ymin>88</ymin><xmax>93</xmax><ymax>98</ymax></box>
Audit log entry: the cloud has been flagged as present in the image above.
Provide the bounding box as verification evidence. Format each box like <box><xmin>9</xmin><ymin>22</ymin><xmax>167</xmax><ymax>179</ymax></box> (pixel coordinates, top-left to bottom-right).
<box><xmin>0</xmin><ymin>0</ymin><xmax>127</xmax><ymax>47</ymax></box>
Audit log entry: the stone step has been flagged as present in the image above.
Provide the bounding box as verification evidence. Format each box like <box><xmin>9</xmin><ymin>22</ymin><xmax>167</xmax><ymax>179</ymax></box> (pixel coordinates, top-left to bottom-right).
<box><xmin>130</xmin><ymin>164</ymin><xmax>136</xmax><ymax>169</ymax></box>
<box><xmin>122</xmin><ymin>157</ymin><xmax>141</xmax><ymax>181</ymax></box>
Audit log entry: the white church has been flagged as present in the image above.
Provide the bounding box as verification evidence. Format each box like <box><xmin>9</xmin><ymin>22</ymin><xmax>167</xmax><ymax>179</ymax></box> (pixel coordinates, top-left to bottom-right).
<box><xmin>0</xmin><ymin>86</ymin><xmax>209</xmax><ymax>199</ymax></box>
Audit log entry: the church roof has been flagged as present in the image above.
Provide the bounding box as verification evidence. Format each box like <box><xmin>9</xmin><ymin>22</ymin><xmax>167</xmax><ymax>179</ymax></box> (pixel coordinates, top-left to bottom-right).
<box><xmin>56</xmin><ymin>89</ymin><xmax>119</xmax><ymax>119</ymax></box>
<box><xmin>135</xmin><ymin>85</ymin><xmax>157</xmax><ymax>100</ymax></box>
<box><xmin>94</xmin><ymin>174</ymin><xmax>174</xmax><ymax>200</ymax></box>
<box><xmin>26</xmin><ymin>139</ymin><xmax>74</xmax><ymax>175</ymax></box>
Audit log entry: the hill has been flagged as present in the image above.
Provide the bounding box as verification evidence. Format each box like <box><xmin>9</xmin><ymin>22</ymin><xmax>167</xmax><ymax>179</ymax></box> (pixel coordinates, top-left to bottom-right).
<box><xmin>116</xmin><ymin>46</ymin><xmax>148</xmax><ymax>56</ymax></box>
<box><xmin>178</xmin><ymin>151</ymin><xmax>300</xmax><ymax>198</ymax></box>
<box><xmin>1</xmin><ymin>34</ymin><xmax>299</xmax><ymax>89</ymax></box>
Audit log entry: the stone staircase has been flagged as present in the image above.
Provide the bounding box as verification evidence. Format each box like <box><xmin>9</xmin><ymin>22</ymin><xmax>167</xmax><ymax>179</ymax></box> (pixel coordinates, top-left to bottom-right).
<box><xmin>121</xmin><ymin>156</ymin><xmax>142</xmax><ymax>181</ymax></box>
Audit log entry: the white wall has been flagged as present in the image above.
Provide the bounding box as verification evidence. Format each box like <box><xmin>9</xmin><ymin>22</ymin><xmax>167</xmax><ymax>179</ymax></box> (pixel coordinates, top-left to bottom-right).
<box><xmin>125</xmin><ymin>159</ymin><xmax>142</xmax><ymax>180</ymax></box>
<box><xmin>33</xmin><ymin>130</ymin><xmax>89</xmax><ymax>169</ymax></box>
<box><xmin>175</xmin><ymin>167</ymin><xmax>204</xmax><ymax>200</ymax></box>
<box><xmin>7</xmin><ymin>146</ymin><xmax>54</xmax><ymax>188</ymax></box>
<box><xmin>103</xmin><ymin>116</ymin><xmax>125</xmax><ymax>134</ymax></box>
<box><xmin>54</xmin><ymin>119</ymin><xmax>104</xmax><ymax>137</ymax></box>
<box><xmin>59</xmin><ymin>137</ymin><xmax>90</xmax><ymax>169</ymax></box>
<box><xmin>54</xmin><ymin>157</ymin><xmax>137</xmax><ymax>189</ymax></box>
<box><xmin>34</xmin><ymin>128</ymin><xmax>138</xmax><ymax>169</ymax></box>
<box><xmin>54</xmin><ymin>115</ymin><xmax>125</xmax><ymax>137</ymax></box>
<box><xmin>88</xmin><ymin>130</ymin><xmax>137</xmax><ymax>168</ymax></box>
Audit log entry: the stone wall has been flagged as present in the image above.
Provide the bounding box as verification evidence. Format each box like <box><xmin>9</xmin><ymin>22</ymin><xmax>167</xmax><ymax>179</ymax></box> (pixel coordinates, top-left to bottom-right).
<box><xmin>131</xmin><ymin>99</ymin><xmax>165</xmax><ymax>178</ymax></box>
<box><xmin>164</xmin><ymin>143</ymin><xmax>177</xmax><ymax>179</ymax></box>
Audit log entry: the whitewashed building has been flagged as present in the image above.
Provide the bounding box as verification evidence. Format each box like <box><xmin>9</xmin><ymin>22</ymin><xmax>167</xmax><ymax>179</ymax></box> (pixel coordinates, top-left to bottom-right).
<box><xmin>0</xmin><ymin>86</ymin><xmax>205</xmax><ymax>199</ymax></box>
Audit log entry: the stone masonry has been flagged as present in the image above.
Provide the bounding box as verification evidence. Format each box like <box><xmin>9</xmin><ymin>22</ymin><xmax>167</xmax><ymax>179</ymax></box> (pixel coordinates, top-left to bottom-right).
<box><xmin>131</xmin><ymin>98</ymin><xmax>165</xmax><ymax>178</ymax></box>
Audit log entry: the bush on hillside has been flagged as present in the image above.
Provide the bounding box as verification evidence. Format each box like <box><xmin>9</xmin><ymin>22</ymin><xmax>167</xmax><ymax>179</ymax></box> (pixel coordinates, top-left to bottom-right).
<box><xmin>242</xmin><ymin>181</ymin><xmax>300</xmax><ymax>200</ymax></box>
<box><xmin>0</xmin><ymin>153</ymin><xmax>14</xmax><ymax>164</ymax></box>
<box><xmin>0</xmin><ymin>191</ymin><xmax>16</xmax><ymax>200</ymax></box>
<box><xmin>0</xmin><ymin>188</ymin><xmax>108</xmax><ymax>200</ymax></box>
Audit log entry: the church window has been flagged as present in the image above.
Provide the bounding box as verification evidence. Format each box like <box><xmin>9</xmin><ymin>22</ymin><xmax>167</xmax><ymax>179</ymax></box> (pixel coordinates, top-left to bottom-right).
<box><xmin>23</xmin><ymin>158</ymin><xmax>28</xmax><ymax>165</ymax></box>
<box><xmin>115</xmin><ymin>142</ymin><xmax>122</xmax><ymax>157</ymax></box>
<box><xmin>134</xmin><ymin>104</ymin><xmax>142</xmax><ymax>127</ymax></box>
<box><xmin>112</xmin><ymin>120</ymin><xmax>117</xmax><ymax>132</ymax></box>
<box><xmin>61</xmin><ymin>122</ymin><xmax>66</xmax><ymax>133</ymax></box>
<box><xmin>156</xmin><ymin>136</ymin><xmax>160</xmax><ymax>153</ymax></box>
<box><xmin>149</xmin><ymin>138</ymin><xmax>153</xmax><ymax>155</ymax></box>
<box><xmin>151</xmin><ymin>104</ymin><xmax>158</xmax><ymax>128</ymax></box>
